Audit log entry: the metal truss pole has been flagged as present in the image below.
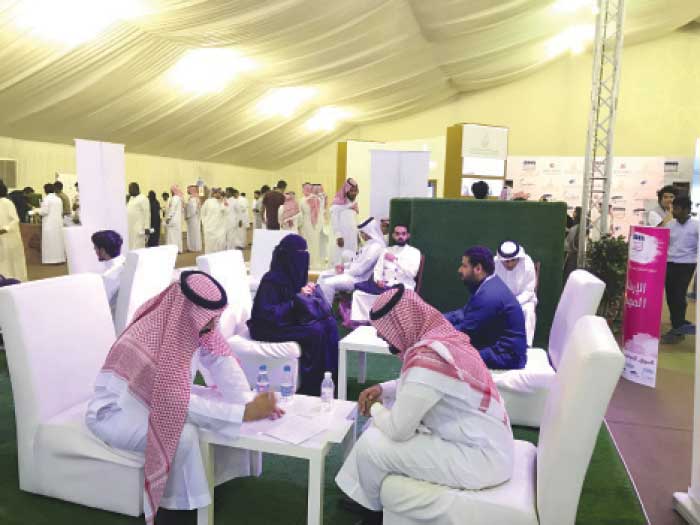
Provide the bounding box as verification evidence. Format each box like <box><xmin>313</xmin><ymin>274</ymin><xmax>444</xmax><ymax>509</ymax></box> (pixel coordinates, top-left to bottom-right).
<box><xmin>577</xmin><ymin>0</ymin><xmax>626</xmax><ymax>267</ymax></box>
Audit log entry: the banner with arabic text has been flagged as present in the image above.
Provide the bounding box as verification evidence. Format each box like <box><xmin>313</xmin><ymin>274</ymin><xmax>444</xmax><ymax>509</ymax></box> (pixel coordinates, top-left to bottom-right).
<box><xmin>622</xmin><ymin>226</ymin><xmax>670</xmax><ymax>387</ymax></box>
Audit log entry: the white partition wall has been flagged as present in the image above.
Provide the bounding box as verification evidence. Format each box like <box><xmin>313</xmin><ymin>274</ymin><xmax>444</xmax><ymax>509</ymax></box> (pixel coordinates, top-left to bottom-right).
<box><xmin>369</xmin><ymin>150</ymin><xmax>430</xmax><ymax>219</ymax></box>
<box><xmin>75</xmin><ymin>139</ymin><xmax>128</xmax><ymax>247</ymax></box>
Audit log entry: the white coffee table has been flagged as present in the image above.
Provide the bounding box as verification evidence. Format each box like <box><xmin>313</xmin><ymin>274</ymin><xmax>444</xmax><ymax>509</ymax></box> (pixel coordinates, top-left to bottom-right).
<box><xmin>338</xmin><ymin>325</ymin><xmax>391</xmax><ymax>400</ymax></box>
<box><xmin>197</xmin><ymin>395</ymin><xmax>358</xmax><ymax>525</ymax></box>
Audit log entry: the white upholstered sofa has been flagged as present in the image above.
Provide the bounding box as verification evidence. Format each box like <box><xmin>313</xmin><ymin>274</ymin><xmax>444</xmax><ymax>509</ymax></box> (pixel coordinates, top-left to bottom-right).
<box><xmin>491</xmin><ymin>269</ymin><xmax>606</xmax><ymax>427</ymax></box>
<box><xmin>380</xmin><ymin>314</ymin><xmax>624</xmax><ymax>525</ymax></box>
<box><xmin>197</xmin><ymin>249</ymin><xmax>301</xmax><ymax>390</ymax></box>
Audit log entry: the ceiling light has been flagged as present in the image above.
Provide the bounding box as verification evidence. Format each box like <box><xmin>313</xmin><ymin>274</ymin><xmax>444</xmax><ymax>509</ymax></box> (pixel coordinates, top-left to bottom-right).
<box><xmin>258</xmin><ymin>87</ymin><xmax>317</xmax><ymax>118</ymax></box>
<box><xmin>14</xmin><ymin>0</ymin><xmax>148</xmax><ymax>47</ymax></box>
<box><xmin>546</xmin><ymin>24</ymin><xmax>595</xmax><ymax>58</ymax></box>
<box><xmin>168</xmin><ymin>48</ymin><xmax>255</xmax><ymax>95</ymax></box>
<box><xmin>306</xmin><ymin>107</ymin><xmax>351</xmax><ymax>132</ymax></box>
<box><xmin>552</xmin><ymin>0</ymin><xmax>599</xmax><ymax>15</ymax></box>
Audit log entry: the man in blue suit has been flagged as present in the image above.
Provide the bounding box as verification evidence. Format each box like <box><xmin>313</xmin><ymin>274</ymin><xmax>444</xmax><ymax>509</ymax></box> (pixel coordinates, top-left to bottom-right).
<box><xmin>444</xmin><ymin>245</ymin><xmax>527</xmax><ymax>370</ymax></box>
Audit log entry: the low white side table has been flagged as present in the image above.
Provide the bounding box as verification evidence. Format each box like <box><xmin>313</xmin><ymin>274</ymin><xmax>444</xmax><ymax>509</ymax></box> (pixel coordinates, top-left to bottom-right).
<box><xmin>338</xmin><ymin>325</ymin><xmax>391</xmax><ymax>400</ymax></box>
<box><xmin>198</xmin><ymin>395</ymin><xmax>357</xmax><ymax>525</ymax></box>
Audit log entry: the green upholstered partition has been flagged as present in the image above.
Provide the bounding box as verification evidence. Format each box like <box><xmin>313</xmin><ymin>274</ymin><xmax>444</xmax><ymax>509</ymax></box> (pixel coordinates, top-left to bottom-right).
<box><xmin>390</xmin><ymin>198</ymin><xmax>566</xmax><ymax>347</ymax></box>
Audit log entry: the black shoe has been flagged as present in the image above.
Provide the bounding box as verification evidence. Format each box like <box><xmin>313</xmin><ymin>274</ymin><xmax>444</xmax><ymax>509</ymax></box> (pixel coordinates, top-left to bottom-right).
<box><xmin>354</xmin><ymin>510</ymin><xmax>383</xmax><ymax>525</ymax></box>
<box><xmin>339</xmin><ymin>494</ymin><xmax>368</xmax><ymax>514</ymax></box>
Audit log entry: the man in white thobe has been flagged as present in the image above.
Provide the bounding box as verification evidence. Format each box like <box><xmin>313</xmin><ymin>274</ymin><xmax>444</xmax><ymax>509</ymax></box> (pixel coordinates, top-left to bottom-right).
<box><xmin>351</xmin><ymin>224</ymin><xmax>422</xmax><ymax>322</ymax></box>
<box><xmin>86</xmin><ymin>272</ymin><xmax>282</xmax><ymax>523</ymax></box>
<box><xmin>185</xmin><ymin>185</ymin><xmax>202</xmax><ymax>252</ymax></box>
<box><xmin>126</xmin><ymin>182</ymin><xmax>150</xmax><ymax>251</ymax></box>
<box><xmin>252</xmin><ymin>190</ymin><xmax>263</xmax><ymax>229</ymax></box>
<box><xmin>165</xmin><ymin>185</ymin><xmax>184</xmax><ymax>253</ymax></box>
<box><xmin>201</xmin><ymin>189</ymin><xmax>228</xmax><ymax>254</ymax></box>
<box><xmin>224</xmin><ymin>187</ymin><xmax>241</xmax><ymax>250</ymax></box>
<box><xmin>317</xmin><ymin>217</ymin><xmax>386</xmax><ymax>306</ymax></box>
<box><xmin>336</xmin><ymin>287</ymin><xmax>513</xmax><ymax>523</ymax></box>
<box><xmin>0</xmin><ymin>181</ymin><xmax>27</xmax><ymax>280</ymax></box>
<box><xmin>330</xmin><ymin>178</ymin><xmax>359</xmax><ymax>265</ymax></box>
<box><xmin>34</xmin><ymin>183</ymin><xmax>66</xmax><ymax>264</ymax></box>
<box><xmin>300</xmin><ymin>183</ymin><xmax>324</xmax><ymax>268</ymax></box>
<box><xmin>235</xmin><ymin>191</ymin><xmax>249</xmax><ymax>248</ymax></box>
<box><xmin>91</xmin><ymin>230</ymin><xmax>126</xmax><ymax>318</ymax></box>
<box><xmin>494</xmin><ymin>240</ymin><xmax>538</xmax><ymax>346</ymax></box>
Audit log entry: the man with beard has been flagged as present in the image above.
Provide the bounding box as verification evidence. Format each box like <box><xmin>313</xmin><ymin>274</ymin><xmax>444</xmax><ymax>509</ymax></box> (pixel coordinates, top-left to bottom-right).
<box><xmin>350</xmin><ymin>224</ymin><xmax>421</xmax><ymax>322</ymax></box>
<box><xmin>444</xmin><ymin>245</ymin><xmax>527</xmax><ymax>370</ymax></box>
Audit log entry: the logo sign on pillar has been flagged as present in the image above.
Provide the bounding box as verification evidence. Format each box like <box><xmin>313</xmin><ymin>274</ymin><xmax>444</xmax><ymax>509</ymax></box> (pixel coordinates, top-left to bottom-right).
<box><xmin>622</xmin><ymin>226</ymin><xmax>670</xmax><ymax>388</ymax></box>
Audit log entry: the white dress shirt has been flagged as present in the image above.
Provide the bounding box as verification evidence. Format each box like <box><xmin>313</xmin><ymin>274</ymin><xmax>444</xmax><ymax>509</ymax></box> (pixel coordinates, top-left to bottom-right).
<box><xmin>373</xmin><ymin>244</ymin><xmax>422</xmax><ymax>288</ymax></box>
<box><xmin>668</xmin><ymin>217</ymin><xmax>699</xmax><ymax>263</ymax></box>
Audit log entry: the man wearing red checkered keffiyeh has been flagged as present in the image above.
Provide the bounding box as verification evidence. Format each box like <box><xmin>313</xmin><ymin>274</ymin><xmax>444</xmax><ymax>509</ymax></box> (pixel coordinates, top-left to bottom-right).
<box><xmin>335</xmin><ymin>285</ymin><xmax>514</xmax><ymax>521</ymax></box>
<box><xmin>86</xmin><ymin>271</ymin><xmax>282</xmax><ymax>524</ymax></box>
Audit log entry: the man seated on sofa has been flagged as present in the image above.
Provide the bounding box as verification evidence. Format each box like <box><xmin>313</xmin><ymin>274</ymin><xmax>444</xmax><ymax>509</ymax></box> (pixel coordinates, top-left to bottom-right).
<box><xmin>350</xmin><ymin>223</ymin><xmax>422</xmax><ymax>322</ymax></box>
<box><xmin>444</xmin><ymin>245</ymin><xmax>527</xmax><ymax>370</ymax></box>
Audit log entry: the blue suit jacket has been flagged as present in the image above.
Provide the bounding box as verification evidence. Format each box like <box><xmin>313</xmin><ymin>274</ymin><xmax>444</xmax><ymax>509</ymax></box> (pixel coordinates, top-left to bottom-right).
<box><xmin>444</xmin><ymin>275</ymin><xmax>528</xmax><ymax>369</ymax></box>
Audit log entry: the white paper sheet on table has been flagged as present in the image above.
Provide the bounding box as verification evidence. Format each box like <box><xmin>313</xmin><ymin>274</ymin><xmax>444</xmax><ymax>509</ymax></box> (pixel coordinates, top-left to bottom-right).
<box><xmin>263</xmin><ymin>414</ymin><xmax>330</xmax><ymax>445</ymax></box>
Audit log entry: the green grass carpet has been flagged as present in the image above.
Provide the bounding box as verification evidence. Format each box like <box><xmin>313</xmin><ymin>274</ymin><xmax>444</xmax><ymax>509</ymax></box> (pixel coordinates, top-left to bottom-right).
<box><xmin>0</xmin><ymin>349</ymin><xmax>645</xmax><ymax>525</ymax></box>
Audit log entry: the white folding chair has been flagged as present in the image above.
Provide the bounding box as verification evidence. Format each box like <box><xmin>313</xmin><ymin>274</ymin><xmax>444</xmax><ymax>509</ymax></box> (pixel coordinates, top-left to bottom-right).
<box><xmin>381</xmin><ymin>315</ymin><xmax>624</xmax><ymax>525</ymax></box>
<box><xmin>492</xmin><ymin>269</ymin><xmax>606</xmax><ymax>426</ymax></box>
<box><xmin>0</xmin><ymin>274</ymin><xmax>143</xmax><ymax>516</ymax></box>
<box><xmin>114</xmin><ymin>244</ymin><xmax>178</xmax><ymax>334</ymax></box>
<box><xmin>197</xmin><ymin>250</ymin><xmax>301</xmax><ymax>390</ymax></box>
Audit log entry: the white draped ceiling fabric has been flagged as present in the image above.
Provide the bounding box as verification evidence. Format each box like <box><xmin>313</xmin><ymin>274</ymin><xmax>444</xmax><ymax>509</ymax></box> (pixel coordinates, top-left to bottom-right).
<box><xmin>0</xmin><ymin>0</ymin><xmax>699</xmax><ymax>170</ymax></box>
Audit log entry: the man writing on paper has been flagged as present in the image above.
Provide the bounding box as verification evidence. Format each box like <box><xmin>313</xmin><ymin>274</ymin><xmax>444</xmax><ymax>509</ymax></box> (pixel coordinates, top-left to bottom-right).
<box><xmin>86</xmin><ymin>271</ymin><xmax>282</xmax><ymax>524</ymax></box>
<box><xmin>336</xmin><ymin>286</ymin><xmax>513</xmax><ymax>525</ymax></box>
<box><xmin>494</xmin><ymin>240</ymin><xmax>538</xmax><ymax>346</ymax></box>
<box><xmin>330</xmin><ymin>178</ymin><xmax>359</xmax><ymax>264</ymax></box>
<box><xmin>316</xmin><ymin>217</ymin><xmax>386</xmax><ymax>307</ymax></box>
<box><xmin>444</xmin><ymin>246</ymin><xmax>527</xmax><ymax>370</ymax></box>
<box><xmin>350</xmin><ymin>224</ymin><xmax>421</xmax><ymax>322</ymax></box>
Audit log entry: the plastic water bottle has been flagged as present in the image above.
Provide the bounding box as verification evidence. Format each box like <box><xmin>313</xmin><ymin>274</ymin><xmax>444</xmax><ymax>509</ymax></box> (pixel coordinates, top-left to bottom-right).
<box><xmin>256</xmin><ymin>364</ymin><xmax>270</xmax><ymax>394</ymax></box>
<box><xmin>321</xmin><ymin>371</ymin><xmax>334</xmax><ymax>411</ymax></box>
<box><xmin>280</xmin><ymin>364</ymin><xmax>294</xmax><ymax>403</ymax></box>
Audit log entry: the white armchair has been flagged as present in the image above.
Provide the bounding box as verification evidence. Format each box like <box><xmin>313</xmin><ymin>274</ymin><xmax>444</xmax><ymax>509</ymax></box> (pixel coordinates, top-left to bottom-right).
<box><xmin>114</xmin><ymin>244</ymin><xmax>178</xmax><ymax>334</ymax></box>
<box><xmin>492</xmin><ymin>269</ymin><xmax>606</xmax><ymax>426</ymax></box>
<box><xmin>196</xmin><ymin>249</ymin><xmax>301</xmax><ymax>390</ymax></box>
<box><xmin>63</xmin><ymin>225</ymin><xmax>104</xmax><ymax>274</ymax></box>
<box><xmin>248</xmin><ymin>229</ymin><xmax>291</xmax><ymax>293</ymax></box>
<box><xmin>0</xmin><ymin>274</ymin><xmax>143</xmax><ymax>516</ymax></box>
<box><xmin>380</xmin><ymin>315</ymin><xmax>624</xmax><ymax>525</ymax></box>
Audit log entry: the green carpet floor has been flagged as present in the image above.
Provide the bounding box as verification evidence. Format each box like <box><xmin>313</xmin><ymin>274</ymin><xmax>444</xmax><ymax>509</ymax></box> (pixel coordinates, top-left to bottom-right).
<box><xmin>0</xmin><ymin>349</ymin><xmax>646</xmax><ymax>525</ymax></box>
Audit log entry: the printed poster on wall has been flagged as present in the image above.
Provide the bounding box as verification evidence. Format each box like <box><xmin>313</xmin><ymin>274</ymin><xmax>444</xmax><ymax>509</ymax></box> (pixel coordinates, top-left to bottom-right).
<box><xmin>621</xmin><ymin>225</ymin><xmax>670</xmax><ymax>387</ymax></box>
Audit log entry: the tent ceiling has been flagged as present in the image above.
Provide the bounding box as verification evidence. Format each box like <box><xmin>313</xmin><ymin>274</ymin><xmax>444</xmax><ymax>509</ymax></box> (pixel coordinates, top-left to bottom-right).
<box><xmin>0</xmin><ymin>0</ymin><xmax>698</xmax><ymax>169</ymax></box>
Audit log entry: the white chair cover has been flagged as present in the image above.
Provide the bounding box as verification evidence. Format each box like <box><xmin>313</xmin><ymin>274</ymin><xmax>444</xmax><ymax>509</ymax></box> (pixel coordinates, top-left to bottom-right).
<box><xmin>196</xmin><ymin>250</ymin><xmax>300</xmax><ymax>390</ymax></box>
<box><xmin>63</xmin><ymin>225</ymin><xmax>104</xmax><ymax>274</ymax></box>
<box><xmin>492</xmin><ymin>269</ymin><xmax>606</xmax><ymax>427</ymax></box>
<box><xmin>113</xmin><ymin>244</ymin><xmax>178</xmax><ymax>334</ymax></box>
<box><xmin>249</xmin><ymin>229</ymin><xmax>291</xmax><ymax>292</ymax></box>
<box><xmin>381</xmin><ymin>315</ymin><xmax>624</xmax><ymax>525</ymax></box>
<box><xmin>0</xmin><ymin>274</ymin><xmax>143</xmax><ymax>516</ymax></box>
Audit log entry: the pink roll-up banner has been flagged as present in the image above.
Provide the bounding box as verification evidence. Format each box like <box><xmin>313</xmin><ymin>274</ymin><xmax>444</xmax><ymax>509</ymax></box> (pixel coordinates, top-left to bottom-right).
<box><xmin>622</xmin><ymin>225</ymin><xmax>670</xmax><ymax>387</ymax></box>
